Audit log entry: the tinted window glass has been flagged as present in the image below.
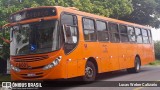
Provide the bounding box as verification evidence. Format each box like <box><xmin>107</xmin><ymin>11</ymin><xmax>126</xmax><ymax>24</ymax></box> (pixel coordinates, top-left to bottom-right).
<box><xmin>135</xmin><ymin>28</ymin><xmax>141</xmax><ymax>35</ymax></box>
<box><xmin>128</xmin><ymin>27</ymin><xmax>136</xmax><ymax>42</ymax></box>
<box><xmin>135</xmin><ymin>28</ymin><xmax>143</xmax><ymax>43</ymax></box>
<box><xmin>84</xmin><ymin>30</ymin><xmax>96</xmax><ymax>41</ymax></box>
<box><xmin>108</xmin><ymin>22</ymin><xmax>120</xmax><ymax>42</ymax></box>
<box><xmin>143</xmin><ymin>37</ymin><xmax>149</xmax><ymax>43</ymax></box>
<box><xmin>96</xmin><ymin>21</ymin><xmax>109</xmax><ymax>41</ymax></box>
<box><xmin>137</xmin><ymin>36</ymin><xmax>143</xmax><ymax>43</ymax></box>
<box><xmin>96</xmin><ymin>21</ymin><xmax>107</xmax><ymax>31</ymax></box>
<box><xmin>142</xmin><ymin>29</ymin><xmax>149</xmax><ymax>44</ymax></box>
<box><xmin>142</xmin><ymin>29</ymin><xmax>148</xmax><ymax>36</ymax></box>
<box><xmin>83</xmin><ymin>18</ymin><xmax>95</xmax><ymax>30</ymax></box>
<box><xmin>61</xmin><ymin>14</ymin><xmax>77</xmax><ymax>25</ymax></box>
<box><xmin>108</xmin><ymin>23</ymin><xmax>118</xmax><ymax>33</ymax></box>
<box><xmin>119</xmin><ymin>25</ymin><xmax>129</xmax><ymax>42</ymax></box>
<box><xmin>121</xmin><ymin>34</ymin><xmax>129</xmax><ymax>42</ymax></box>
<box><xmin>119</xmin><ymin>25</ymin><xmax>127</xmax><ymax>34</ymax></box>
<box><xmin>109</xmin><ymin>33</ymin><xmax>120</xmax><ymax>42</ymax></box>
<box><xmin>83</xmin><ymin>18</ymin><xmax>96</xmax><ymax>41</ymax></box>
<box><xmin>128</xmin><ymin>27</ymin><xmax>135</xmax><ymax>35</ymax></box>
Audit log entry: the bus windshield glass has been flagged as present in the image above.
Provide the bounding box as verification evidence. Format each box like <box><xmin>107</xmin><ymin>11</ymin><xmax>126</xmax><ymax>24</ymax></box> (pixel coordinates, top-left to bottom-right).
<box><xmin>10</xmin><ymin>20</ymin><xmax>60</xmax><ymax>56</ymax></box>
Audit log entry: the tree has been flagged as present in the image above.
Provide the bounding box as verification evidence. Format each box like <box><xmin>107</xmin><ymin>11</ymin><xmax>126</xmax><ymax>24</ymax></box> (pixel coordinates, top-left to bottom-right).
<box><xmin>0</xmin><ymin>0</ymin><xmax>133</xmax><ymax>26</ymax></box>
<box><xmin>154</xmin><ymin>41</ymin><xmax>160</xmax><ymax>59</ymax></box>
<box><xmin>120</xmin><ymin>0</ymin><xmax>160</xmax><ymax>28</ymax></box>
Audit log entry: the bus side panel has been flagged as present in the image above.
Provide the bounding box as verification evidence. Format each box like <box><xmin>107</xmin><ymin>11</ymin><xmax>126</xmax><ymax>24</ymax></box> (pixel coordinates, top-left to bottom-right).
<box><xmin>143</xmin><ymin>44</ymin><xmax>155</xmax><ymax>65</ymax></box>
<box><xmin>82</xmin><ymin>42</ymin><xmax>102</xmax><ymax>73</ymax></box>
<box><xmin>106</xmin><ymin>43</ymin><xmax>120</xmax><ymax>71</ymax></box>
<box><xmin>77</xmin><ymin>41</ymin><xmax>86</xmax><ymax>76</ymax></box>
<box><xmin>137</xmin><ymin>44</ymin><xmax>145</xmax><ymax>65</ymax></box>
<box><xmin>98</xmin><ymin>42</ymin><xmax>110</xmax><ymax>73</ymax></box>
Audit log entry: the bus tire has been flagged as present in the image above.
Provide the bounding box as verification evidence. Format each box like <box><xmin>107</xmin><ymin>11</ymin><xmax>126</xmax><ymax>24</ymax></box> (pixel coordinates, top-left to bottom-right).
<box><xmin>83</xmin><ymin>61</ymin><xmax>96</xmax><ymax>82</ymax></box>
<box><xmin>127</xmin><ymin>57</ymin><xmax>141</xmax><ymax>73</ymax></box>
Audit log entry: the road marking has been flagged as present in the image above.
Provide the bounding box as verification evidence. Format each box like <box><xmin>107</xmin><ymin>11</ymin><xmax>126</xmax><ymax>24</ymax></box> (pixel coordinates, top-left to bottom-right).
<box><xmin>133</xmin><ymin>87</ymin><xmax>144</xmax><ymax>90</ymax></box>
<box><xmin>133</xmin><ymin>80</ymin><xmax>160</xmax><ymax>90</ymax></box>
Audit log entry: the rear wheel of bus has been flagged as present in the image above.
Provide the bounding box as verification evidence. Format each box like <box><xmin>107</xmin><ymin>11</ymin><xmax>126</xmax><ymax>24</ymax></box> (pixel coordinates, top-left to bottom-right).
<box><xmin>127</xmin><ymin>57</ymin><xmax>141</xmax><ymax>73</ymax></box>
<box><xmin>83</xmin><ymin>61</ymin><xmax>96</xmax><ymax>82</ymax></box>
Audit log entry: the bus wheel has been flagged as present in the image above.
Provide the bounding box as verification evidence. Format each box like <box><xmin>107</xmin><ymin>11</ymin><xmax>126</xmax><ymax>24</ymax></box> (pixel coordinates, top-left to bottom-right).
<box><xmin>127</xmin><ymin>57</ymin><xmax>141</xmax><ymax>73</ymax></box>
<box><xmin>83</xmin><ymin>61</ymin><xmax>96</xmax><ymax>82</ymax></box>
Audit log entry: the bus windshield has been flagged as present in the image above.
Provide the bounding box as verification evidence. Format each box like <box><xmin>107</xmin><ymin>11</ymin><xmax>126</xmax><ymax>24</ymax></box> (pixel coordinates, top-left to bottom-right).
<box><xmin>10</xmin><ymin>20</ymin><xmax>60</xmax><ymax>56</ymax></box>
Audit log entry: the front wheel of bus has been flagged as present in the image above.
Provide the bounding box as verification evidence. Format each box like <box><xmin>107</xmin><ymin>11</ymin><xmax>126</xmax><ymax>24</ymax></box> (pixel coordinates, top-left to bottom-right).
<box><xmin>83</xmin><ymin>61</ymin><xmax>96</xmax><ymax>82</ymax></box>
<box><xmin>127</xmin><ymin>57</ymin><xmax>141</xmax><ymax>73</ymax></box>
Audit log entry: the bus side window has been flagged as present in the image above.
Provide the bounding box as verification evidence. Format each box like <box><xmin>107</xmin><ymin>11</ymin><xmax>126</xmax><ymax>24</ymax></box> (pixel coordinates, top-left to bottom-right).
<box><xmin>135</xmin><ymin>28</ymin><xmax>143</xmax><ymax>43</ymax></box>
<box><xmin>108</xmin><ymin>22</ymin><xmax>120</xmax><ymax>42</ymax></box>
<box><xmin>127</xmin><ymin>26</ymin><xmax>136</xmax><ymax>43</ymax></box>
<box><xmin>142</xmin><ymin>29</ymin><xmax>149</xmax><ymax>44</ymax></box>
<box><xmin>96</xmin><ymin>20</ymin><xmax>109</xmax><ymax>41</ymax></box>
<box><xmin>83</xmin><ymin>18</ymin><xmax>96</xmax><ymax>41</ymax></box>
<box><xmin>119</xmin><ymin>25</ymin><xmax>129</xmax><ymax>42</ymax></box>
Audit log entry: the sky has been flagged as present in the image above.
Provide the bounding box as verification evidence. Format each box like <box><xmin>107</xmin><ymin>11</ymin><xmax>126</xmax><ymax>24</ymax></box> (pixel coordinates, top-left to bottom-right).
<box><xmin>152</xmin><ymin>28</ymin><xmax>160</xmax><ymax>41</ymax></box>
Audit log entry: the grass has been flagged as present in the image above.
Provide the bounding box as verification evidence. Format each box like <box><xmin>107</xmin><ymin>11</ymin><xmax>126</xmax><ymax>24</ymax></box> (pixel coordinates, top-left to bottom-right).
<box><xmin>149</xmin><ymin>60</ymin><xmax>160</xmax><ymax>66</ymax></box>
<box><xmin>0</xmin><ymin>74</ymin><xmax>11</xmax><ymax>81</ymax></box>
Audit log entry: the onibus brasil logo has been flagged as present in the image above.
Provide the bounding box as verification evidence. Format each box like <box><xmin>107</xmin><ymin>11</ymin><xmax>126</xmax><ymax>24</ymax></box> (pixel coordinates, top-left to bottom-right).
<box><xmin>1</xmin><ymin>82</ymin><xmax>42</xmax><ymax>89</ymax></box>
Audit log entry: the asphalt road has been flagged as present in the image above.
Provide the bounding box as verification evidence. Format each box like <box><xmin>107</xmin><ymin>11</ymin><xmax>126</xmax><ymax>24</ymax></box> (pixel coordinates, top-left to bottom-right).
<box><xmin>1</xmin><ymin>66</ymin><xmax>160</xmax><ymax>90</ymax></box>
<box><xmin>45</xmin><ymin>66</ymin><xmax>160</xmax><ymax>90</ymax></box>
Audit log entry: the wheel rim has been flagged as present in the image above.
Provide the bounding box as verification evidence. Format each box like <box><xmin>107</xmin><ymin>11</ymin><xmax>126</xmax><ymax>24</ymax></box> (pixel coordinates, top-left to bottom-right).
<box><xmin>85</xmin><ymin>66</ymin><xmax>94</xmax><ymax>78</ymax></box>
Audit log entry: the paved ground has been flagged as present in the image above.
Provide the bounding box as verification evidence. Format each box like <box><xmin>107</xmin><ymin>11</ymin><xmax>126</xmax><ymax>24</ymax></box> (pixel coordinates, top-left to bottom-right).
<box><xmin>1</xmin><ymin>66</ymin><xmax>160</xmax><ymax>90</ymax></box>
<box><xmin>45</xmin><ymin>66</ymin><xmax>160</xmax><ymax>90</ymax></box>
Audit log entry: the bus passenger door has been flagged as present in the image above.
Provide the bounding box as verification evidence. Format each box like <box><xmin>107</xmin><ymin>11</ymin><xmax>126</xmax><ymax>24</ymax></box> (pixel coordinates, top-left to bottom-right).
<box><xmin>61</xmin><ymin>13</ymin><xmax>79</xmax><ymax>78</ymax></box>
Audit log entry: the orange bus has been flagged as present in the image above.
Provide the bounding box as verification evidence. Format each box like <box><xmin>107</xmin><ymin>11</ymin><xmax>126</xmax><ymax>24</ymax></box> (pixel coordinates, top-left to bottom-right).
<box><xmin>5</xmin><ymin>6</ymin><xmax>154</xmax><ymax>81</ymax></box>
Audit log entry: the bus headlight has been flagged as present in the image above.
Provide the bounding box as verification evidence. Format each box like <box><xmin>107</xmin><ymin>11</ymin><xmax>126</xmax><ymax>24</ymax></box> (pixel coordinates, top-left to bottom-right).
<box><xmin>43</xmin><ymin>56</ymin><xmax>62</xmax><ymax>70</ymax></box>
<box><xmin>11</xmin><ymin>64</ymin><xmax>21</xmax><ymax>72</ymax></box>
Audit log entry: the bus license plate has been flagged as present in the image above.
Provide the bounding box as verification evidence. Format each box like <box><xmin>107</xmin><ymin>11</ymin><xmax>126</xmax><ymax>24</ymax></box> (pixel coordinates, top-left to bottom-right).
<box><xmin>27</xmin><ymin>73</ymin><xmax>36</xmax><ymax>77</ymax></box>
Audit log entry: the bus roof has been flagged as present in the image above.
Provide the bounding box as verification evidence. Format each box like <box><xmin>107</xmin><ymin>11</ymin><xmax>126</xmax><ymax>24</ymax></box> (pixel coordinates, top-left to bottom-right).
<box><xmin>10</xmin><ymin>6</ymin><xmax>150</xmax><ymax>29</ymax></box>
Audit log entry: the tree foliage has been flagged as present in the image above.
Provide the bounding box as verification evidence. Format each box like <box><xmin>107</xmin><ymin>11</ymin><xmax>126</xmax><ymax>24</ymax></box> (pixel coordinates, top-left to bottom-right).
<box><xmin>0</xmin><ymin>0</ymin><xmax>133</xmax><ymax>26</ymax></box>
<box><xmin>0</xmin><ymin>0</ymin><xmax>160</xmax><ymax>59</ymax></box>
<box><xmin>0</xmin><ymin>0</ymin><xmax>133</xmax><ymax>59</ymax></box>
<box><xmin>154</xmin><ymin>41</ymin><xmax>160</xmax><ymax>59</ymax></box>
<box><xmin>120</xmin><ymin>0</ymin><xmax>160</xmax><ymax>28</ymax></box>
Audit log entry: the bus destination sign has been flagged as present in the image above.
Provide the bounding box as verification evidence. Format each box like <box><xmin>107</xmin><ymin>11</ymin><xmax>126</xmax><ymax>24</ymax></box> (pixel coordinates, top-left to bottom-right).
<box><xmin>9</xmin><ymin>8</ymin><xmax>57</xmax><ymax>23</ymax></box>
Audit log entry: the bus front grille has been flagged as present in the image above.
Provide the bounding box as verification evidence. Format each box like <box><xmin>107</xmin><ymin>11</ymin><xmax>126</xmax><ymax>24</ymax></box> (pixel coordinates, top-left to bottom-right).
<box><xmin>21</xmin><ymin>72</ymin><xmax>44</xmax><ymax>79</ymax></box>
<box><xmin>12</xmin><ymin>55</ymin><xmax>49</xmax><ymax>62</ymax></box>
